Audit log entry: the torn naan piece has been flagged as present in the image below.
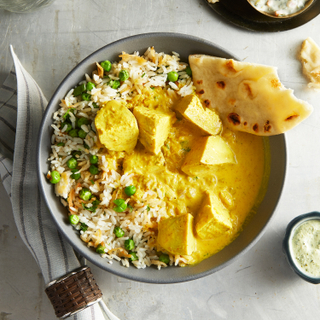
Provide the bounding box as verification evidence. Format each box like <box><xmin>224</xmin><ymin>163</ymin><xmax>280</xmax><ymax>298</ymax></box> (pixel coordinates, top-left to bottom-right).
<box><xmin>299</xmin><ymin>37</ymin><xmax>320</xmax><ymax>91</ymax></box>
<box><xmin>189</xmin><ymin>55</ymin><xmax>313</xmax><ymax>136</ymax></box>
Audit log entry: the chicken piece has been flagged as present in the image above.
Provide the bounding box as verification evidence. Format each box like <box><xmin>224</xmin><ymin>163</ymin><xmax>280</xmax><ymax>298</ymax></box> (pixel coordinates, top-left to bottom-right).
<box><xmin>123</xmin><ymin>145</ymin><xmax>165</xmax><ymax>175</ymax></box>
<box><xmin>133</xmin><ymin>106</ymin><xmax>176</xmax><ymax>154</ymax></box>
<box><xmin>219</xmin><ymin>188</ymin><xmax>234</xmax><ymax>209</ymax></box>
<box><xmin>95</xmin><ymin>100</ymin><xmax>139</xmax><ymax>153</ymax></box>
<box><xmin>157</xmin><ymin>213</ymin><xmax>196</xmax><ymax>255</ymax></box>
<box><xmin>175</xmin><ymin>94</ymin><xmax>222</xmax><ymax>135</ymax></box>
<box><xmin>195</xmin><ymin>192</ymin><xmax>232</xmax><ymax>239</ymax></box>
<box><xmin>181</xmin><ymin>135</ymin><xmax>236</xmax><ymax>177</ymax></box>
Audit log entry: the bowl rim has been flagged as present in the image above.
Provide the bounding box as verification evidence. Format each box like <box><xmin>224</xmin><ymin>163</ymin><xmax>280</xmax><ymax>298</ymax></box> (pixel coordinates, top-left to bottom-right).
<box><xmin>37</xmin><ymin>32</ymin><xmax>287</xmax><ymax>283</ymax></box>
<box><xmin>283</xmin><ymin>211</ymin><xmax>320</xmax><ymax>284</ymax></box>
<box><xmin>246</xmin><ymin>0</ymin><xmax>314</xmax><ymax>19</ymax></box>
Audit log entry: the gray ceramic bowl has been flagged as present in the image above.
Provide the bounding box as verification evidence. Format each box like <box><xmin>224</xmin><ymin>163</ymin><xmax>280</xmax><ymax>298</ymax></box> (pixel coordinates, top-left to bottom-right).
<box><xmin>283</xmin><ymin>211</ymin><xmax>320</xmax><ymax>284</ymax></box>
<box><xmin>37</xmin><ymin>32</ymin><xmax>287</xmax><ymax>283</ymax></box>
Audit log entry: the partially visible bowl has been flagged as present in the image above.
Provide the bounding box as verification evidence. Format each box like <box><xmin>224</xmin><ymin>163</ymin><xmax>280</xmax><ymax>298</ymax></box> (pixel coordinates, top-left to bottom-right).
<box><xmin>283</xmin><ymin>211</ymin><xmax>320</xmax><ymax>284</ymax></box>
<box><xmin>247</xmin><ymin>0</ymin><xmax>314</xmax><ymax>19</ymax></box>
<box><xmin>37</xmin><ymin>32</ymin><xmax>287</xmax><ymax>283</ymax></box>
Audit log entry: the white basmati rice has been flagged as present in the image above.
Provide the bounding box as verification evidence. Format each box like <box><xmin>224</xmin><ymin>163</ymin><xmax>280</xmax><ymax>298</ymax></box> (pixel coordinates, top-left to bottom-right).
<box><xmin>48</xmin><ymin>47</ymin><xmax>196</xmax><ymax>270</ymax></box>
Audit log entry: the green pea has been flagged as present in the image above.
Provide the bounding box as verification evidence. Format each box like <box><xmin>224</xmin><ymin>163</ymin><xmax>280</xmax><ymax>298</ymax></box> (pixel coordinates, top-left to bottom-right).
<box><xmin>90</xmin><ymin>155</ymin><xmax>98</xmax><ymax>164</ymax></box>
<box><xmin>76</xmin><ymin>117</ymin><xmax>89</xmax><ymax>128</ymax></box>
<box><xmin>86</xmin><ymin>82</ymin><xmax>95</xmax><ymax>91</ymax></box>
<box><xmin>81</xmin><ymin>93</ymin><xmax>91</xmax><ymax>101</ymax></box>
<box><xmin>185</xmin><ymin>66</ymin><xmax>192</xmax><ymax>77</ymax></box>
<box><xmin>57</xmin><ymin>142</ymin><xmax>65</xmax><ymax>147</ymax></box>
<box><xmin>119</xmin><ymin>69</ymin><xmax>129</xmax><ymax>82</ymax></box>
<box><xmin>124</xmin><ymin>185</ymin><xmax>136</xmax><ymax>197</ymax></box>
<box><xmin>167</xmin><ymin>71</ymin><xmax>179</xmax><ymax>82</ymax></box>
<box><xmin>69</xmin><ymin>129</ymin><xmax>78</xmax><ymax>137</ymax></box>
<box><xmin>89</xmin><ymin>165</ymin><xmax>99</xmax><ymax>175</ymax></box>
<box><xmin>69</xmin><ymin>214</ymin><xmax>80</xmax><ymax>225</ymax></box>
<box><xmin>80</xmin><ymin>188</ymin><xmax>92</xmax><ymax>201</ymax></box>
<box><xmin>159</xmin><ymin>253</ymin><xmax>170</xmax><ymax>264</ymax></box>
<box><xmin>61</xmin><ymin>122</ymin><xmax>72</xmax><ymax>132</ymax></box>
<box><xmin>80</xmin><ymin>223</ymin><xmax>88</xmax><ymax>232</ymax></box>
<box><xmin>73</xmin><ymin>83</ymin><xmax>86</xmax><ymax>96</ymax></box>
<box><xmin>113</xmin><ymin>199</ymin><xmax>127</xmax><ymax>212</ymax></box>
<box><xmin>71</xmin><ymin>168</ymin><xmax>81</xmax><ymax>180</ymax></box>
<box><xmin>96</xmin><ymin>244</ymin><xmax>105</xmax><ymax>254</ymax></box>
<box><xmin>78</xmin><ymin>129</ymin><xmax>87</xmax><ymax>139</ymax></box>
<box><xmin>124</xmin><ymin>239</ymin><xmax>135</xmax><ymax>251</ymax></box>
<box><xmin>67</xmin><ymin>157</ymin><xmax>78</xmax><ymax>169</ymax></box>
<box><xmin>100</xmin><ymin>60</ymin><xmax>112</xmax><ymax>72</ymax></box>
<box><xmin>49</xmin><ymin>171</ymin><xmax>61</xmax><ymax>184</ymax></box>
<box><xmin>109</xmin><ymin>80</ymin><xmax>120</xmax><ymax>89</ymax></box>
<box><xmin>129</xmin><ymin>251</ymin><xmax>138</xmax><ymax>261</ymax></box>
<box><xmin>113</xmin><ymin>226</ymin><xmax>125</xmax><ymax>238</ymax></box>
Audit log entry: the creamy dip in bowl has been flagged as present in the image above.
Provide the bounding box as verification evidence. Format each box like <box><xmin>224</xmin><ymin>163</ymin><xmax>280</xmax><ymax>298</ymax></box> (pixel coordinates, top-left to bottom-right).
<box><xmin>247</xmin><ymin>0</ymin><xmax>314</xmax><ymax>18</ymax></box>
<box><xmin>283</xmin><ymin>211</ymin><xmax>320</xmax><ymax>284</ymax></box>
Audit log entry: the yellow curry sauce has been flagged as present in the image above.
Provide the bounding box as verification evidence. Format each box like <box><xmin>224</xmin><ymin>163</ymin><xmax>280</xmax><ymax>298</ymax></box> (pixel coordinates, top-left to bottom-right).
<box><xmin>97</xmin><ymin>87</ymin><xmax>269</xmax><ymax>265</ymax></box>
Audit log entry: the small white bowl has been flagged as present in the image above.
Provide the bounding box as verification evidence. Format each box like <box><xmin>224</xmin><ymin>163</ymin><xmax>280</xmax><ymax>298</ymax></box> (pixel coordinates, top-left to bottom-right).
<box><xmin>283</xmin><ymin>211</ymin><xmax>320</xmax><ymax>284</ymax></box>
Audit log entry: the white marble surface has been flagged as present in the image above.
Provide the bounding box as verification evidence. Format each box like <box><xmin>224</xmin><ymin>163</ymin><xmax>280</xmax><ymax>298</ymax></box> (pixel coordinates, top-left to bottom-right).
<box><xmin>1</xmin><ymin>0</ymin><xmax>320</xmax><ymax>319</ymax></box>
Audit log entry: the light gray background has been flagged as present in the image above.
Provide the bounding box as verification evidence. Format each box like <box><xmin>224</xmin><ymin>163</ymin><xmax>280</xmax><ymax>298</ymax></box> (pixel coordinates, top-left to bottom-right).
<box><xmin>1</xmin><ymin>1</ymin><xmax>320</xmax><ymax>319</ymax></box>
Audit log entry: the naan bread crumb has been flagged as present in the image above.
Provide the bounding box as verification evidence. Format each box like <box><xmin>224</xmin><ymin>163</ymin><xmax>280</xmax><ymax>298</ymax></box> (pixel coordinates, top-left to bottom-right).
<box><xmin>189</xmin><ymin>54</ymin><xmax>313</xmax><ymax>136</ymax></box>
<box><xmin>299</xmin><ymin>37</ymin><xmax>320</xmax><ymax>91</ymax></box>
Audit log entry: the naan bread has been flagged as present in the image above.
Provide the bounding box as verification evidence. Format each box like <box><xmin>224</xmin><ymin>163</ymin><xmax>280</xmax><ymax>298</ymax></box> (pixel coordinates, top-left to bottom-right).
<box><xmin>189</xmin><ymin>54</ymin><xmax>313</xmax><ymax>136</ymax></box>
<box><xmin>299</xmin><ymin>37</ymin><xmax>320</xmax><ymax>91</ymax></box>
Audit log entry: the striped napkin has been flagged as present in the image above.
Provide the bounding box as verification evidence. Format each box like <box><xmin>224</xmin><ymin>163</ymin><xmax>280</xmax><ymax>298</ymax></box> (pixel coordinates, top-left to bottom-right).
<box><xmin>0</xmin><ymin>46</ymin><xmax>117</xmax><ymax>320</ymax></box>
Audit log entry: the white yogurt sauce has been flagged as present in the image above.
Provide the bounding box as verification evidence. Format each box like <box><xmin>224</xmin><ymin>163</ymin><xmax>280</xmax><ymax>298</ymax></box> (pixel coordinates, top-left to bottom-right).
<box><xmin>249</xmin><ymin>0</ymin><xmax>310</xmax><ymax>17</ymax></box>
<box><xmin>291</xmin><ymin>219</ymin><xmax>320</xmax><ymax>278</ymax></box>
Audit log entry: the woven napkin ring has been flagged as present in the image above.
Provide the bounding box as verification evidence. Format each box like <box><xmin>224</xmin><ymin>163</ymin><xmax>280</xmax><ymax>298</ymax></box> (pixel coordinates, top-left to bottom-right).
<box><xmin>45</xmin><ymin>266</ymin><xmax>103</xmax><ymax>318</ymax></box>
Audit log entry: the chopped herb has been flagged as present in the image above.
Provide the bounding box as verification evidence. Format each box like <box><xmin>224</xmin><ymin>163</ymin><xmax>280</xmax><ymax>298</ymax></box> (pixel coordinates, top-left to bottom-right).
<box><xmin>73</xmin><ymin>83</ymin><xmax>86</xmax><ymax>97</ymax></box>
<box><xmin>128</xmin><ymin>204</ymin><xmax>134</xmax><ymax>212</ymax></box>
<box><xmin>150</xmin><ymin>86</ymin><xmax>155</xmax><ymax>90</ymax></box>
<box><xmin>182</xmin><ymin>147</ymin><xmax>191</xmax><ymax>152</ymax></box>
<box><xmin>90</xmin><ymin>180</ymin><xmax>95</xmax><ymax>185</ymax></box>
<box><xmin>93</xmin><ymin>102</ymin><xmax>99</xmax><ymax>109</ymax></box>
<box><xmin>57</xmin><ymin>142</ymin><xmax>65</xmax><ymax>147</ymax></box>
<box><xmin>84</xmin><ymin>142</ymin><xmax>90</xmax><ymax>149</ymax></box>
<box><xmin>165</xmin><ymin>144</ymin><xmax>170</xmax><ymax>150</ymax></box>
<box><xmin>81</xmin><ymin>93</ymin><xmax>91</xmax><ymax>101</ymax></box>
<box><xmin>80</xmin><ymin>223</ymin><xmax>88</xmax><ymax>232</ymax></box>
<box><xmin>141</xmin><ymin>73</ymin><xmax>145</xmax><ymax>78</ymax></box>
<box><xmin>185</xmin><ymin>65</ymin><xmax>192</xmax><ymax>77</ymax></box>
<box><xmin>62</xmin><ymin>108</ymin><xmax>75</xmax><ymax>120</ymax></box>
<box><xmin>146</xmin><ymin>205</ymin><xmax>151</xmax><ymax>212</ymax></box>
<box><xmin>82</xmin><ymin>199</ymin><xmax>100</xmax><ymax>213</ymax></box>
